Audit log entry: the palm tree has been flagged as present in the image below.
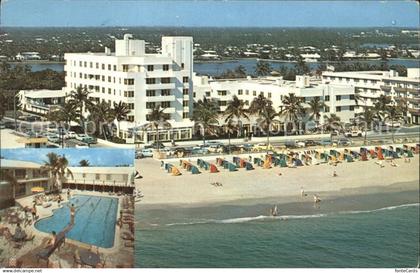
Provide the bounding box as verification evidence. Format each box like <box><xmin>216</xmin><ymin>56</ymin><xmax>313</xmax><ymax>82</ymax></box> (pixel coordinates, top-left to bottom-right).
<box><xmin>280</xmin><ymin>93</ymin><xmax>305</xmax><ymax>135</ymax></box>
<box><xmin>323</xmin><ymin>114</ymin><xmax>342</xmax><ymax>141</ymax></box>
<box><xmin>224</xmin><ymin>95</ymin><xmax>249</xmax><ymax>137</ymax></box>
<box><xmin>356</xmin><ymin>107</ymin><xmax>376</xmax><ymax>145</ymax></box>
<box><xmin>224</xmin><ymin>119</ymin><xmax>238</xmax><ymax>154</ymax></box>
<box><xmin>257</xmin><ymin>104</ymin><xmax>278</xmax><ymax>153</ymax></box>
<box><xmin>47</xmin><ymin>103</ymin><xmax>80</xmax><ymax>129</ymax></box>
<box><xmin>113</xmin><ymin>102</ymin><xmax>131</xmax><ymax>138</ymax></box>
<box><xmin>79</xmin><ymin>159</ymin><xmax>90</xmax><ymax>167</ymax></box>
<box><xmin>43</xmin><ymin>153</ymin><xmax>73</xmax><ymax>191</ymax></box>
<box><xmin>87</xmin><ymin>101</ymin><xmax>115</xmax><ymax>139</ymax></box>
<box><xmin>384</xmin><ymin>103</ymin><xmax>403</xmax><ymax>143</ymax></box>
<box><xmin>307</xmin><ymin>97</ymin><xmax>326</xmax><ymax>127</ymax></box>
<box><xmin>68</xmin><ymin>86</ymin><xmax>92</xmax><ymax>131</ymax></box>
<box><xmin>191</xmin><ymin>97</ymin><xmax>220</xmax><ymax>145</ymax></box>
<box><xmin>373</xmin><ymin>95</ymin><xmax>392</xmax><ymax>122</ymax></box>
<box><xmin>0</xmin><ymin>92</ymin><xmax>7</xmax><ymax>119</ymax></box>
<box><xmin>255</xmin><ymin>61</ymin><xmax>272</xmax><ymax>77</ymax></box>
<box><xmin>249</xmin><ymin>93</ymin><xmax>271</xmax><ymax>137</ymax></box>
<box><xmin>145</xmin><ymin>105</ymin><xmax>171</xmax><ymax>151</ymax></box>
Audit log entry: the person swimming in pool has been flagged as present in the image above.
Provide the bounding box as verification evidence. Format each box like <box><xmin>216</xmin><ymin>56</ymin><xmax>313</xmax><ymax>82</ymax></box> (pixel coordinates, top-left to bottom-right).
<box><xmin>67</xmin><ymin>203</ymin><xmax>78</xmax><ymax>225</ymax></box>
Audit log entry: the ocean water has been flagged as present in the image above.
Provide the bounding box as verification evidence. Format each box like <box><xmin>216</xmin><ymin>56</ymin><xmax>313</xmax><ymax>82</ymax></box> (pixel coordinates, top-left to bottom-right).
<box><xmin>135</xmin><ymin>191</ymin><xmax>419</xmax><ymax>268</ymax></box>
<box><xmin>35</xmin><ymin>195</ymin><xmax>118</xmax><ymax>248</ymax></box>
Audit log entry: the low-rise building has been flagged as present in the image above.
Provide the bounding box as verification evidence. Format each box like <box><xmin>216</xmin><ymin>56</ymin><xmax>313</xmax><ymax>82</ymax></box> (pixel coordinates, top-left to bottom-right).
<box><xmin>193</xmin><ymin>74</ymin><xmax>356</xmax><ymax>128</ymax></box>
<box><xmin>19</xmin><ymin>89</ymin><xmax>67</xmax><ymax>115</ymax></box>
<box><xmin>322</xmin><ymin>68</ymin><xmax>420</xmax><ymax>124</ymax></box>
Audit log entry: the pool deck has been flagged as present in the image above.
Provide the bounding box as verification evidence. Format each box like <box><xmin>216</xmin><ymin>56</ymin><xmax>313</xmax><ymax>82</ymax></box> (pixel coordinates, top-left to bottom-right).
<box><xmin>0</xmin><ymin>190</ymin><xmax>134</xmax><ymax>268</ymax></box>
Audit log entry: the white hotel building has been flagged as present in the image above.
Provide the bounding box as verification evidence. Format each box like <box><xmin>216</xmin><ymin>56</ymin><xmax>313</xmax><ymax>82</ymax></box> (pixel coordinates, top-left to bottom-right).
<box><xmin>64</xmin><ymin>34</ymin><xmax>194</xmax><ymax>143</ymax></box>
<box><xmin>193</xmin><ymin>74</ymin><xmax>357</xmax><ymax>127</ymax></box>
<box><xmin>322</xmin><ymin>68</ymin><xmax>420</xmax><ymax>124</ymax></box>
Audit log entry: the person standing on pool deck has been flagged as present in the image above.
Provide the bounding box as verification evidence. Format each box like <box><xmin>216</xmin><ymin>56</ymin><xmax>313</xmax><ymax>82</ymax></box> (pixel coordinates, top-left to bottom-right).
<box><xmin>31</xmin><ymin>203</ymin><xmax>37</xmax><ymax>221</ymax></box>
<box><xmin>67</xmin><ymin>203</ymin><xmax>77</xmax><ymax>225</ymax></box>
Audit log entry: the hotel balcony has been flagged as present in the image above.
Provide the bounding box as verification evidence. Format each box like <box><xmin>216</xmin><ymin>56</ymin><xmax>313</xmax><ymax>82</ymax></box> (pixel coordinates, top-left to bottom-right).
<box><xmin>145</xmin><ymin>95</ymin><xmax>176</xmax><ymax>102</ymax></box>
<box><xmin>162</xmin><ymin>107</ymin><xmax>176</xmax><ymax>114</ymax></box>
<box><xmin>146</xmin><ymin>83</ymin><xmax>176</xmax><ymax>90</ymax></box>
<box><xmin>380</xmin><ymin>85</ymin><xmax>392</xmax><ymax>92</ymax></box>
<box><xmin>394</xmin><ymin>87</ymin><xmax>419</xmax><ymax>95</ymax></box>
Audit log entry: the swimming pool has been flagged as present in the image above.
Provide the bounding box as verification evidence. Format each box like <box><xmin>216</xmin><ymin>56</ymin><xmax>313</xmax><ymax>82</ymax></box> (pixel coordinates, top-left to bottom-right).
<box><xmin>35</xmin><ymin>195</ymin><xmax>119</xmax><ymax>248</ymax></box>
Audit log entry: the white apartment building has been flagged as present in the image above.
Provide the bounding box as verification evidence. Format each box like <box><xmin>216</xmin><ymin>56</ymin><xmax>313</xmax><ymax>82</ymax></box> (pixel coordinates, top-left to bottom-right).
<box><xmin>193</xmin><ymin>74</ymin><xmax>356</xmax><ymax>128</ymax></box>
<box><xmin>322</xmin><ymin>68</ymin><xmax>420</xmax><ymax>124</ymax></box>
<box><xmin>64</xmin><ymin>34</ymin><xmax>194</xmax><ymax>143</ymax></box>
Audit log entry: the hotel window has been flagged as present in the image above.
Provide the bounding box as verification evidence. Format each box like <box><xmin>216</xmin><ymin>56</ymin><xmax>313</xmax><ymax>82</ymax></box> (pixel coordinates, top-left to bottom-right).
<box><xmin>350</xmin><ymin>106</ymin><xmax>355</xmax><ymax>111</ymax></box>
<box><xmin>181</xmin><ymin>63</ymin><xmax>185</xmax><ymax>69</ymax></box>
<box><xmin>245</xmin><ymin>90</ymin><xmax>249</xmax><ymax>95</ymax></box>
<box><xmin>108</xmin><ymin>88</ymin><xmax>111</xmax><ymax>94</ymax></box>
<box><xmin>205</xmin><ymin>92</ymin><xmax>211</xmax><ymax>97</ymax></box>
<box><xmin>124</xmin><ymin>91</ymin><xmax>134</xmax><ymax>97</ymax></box>
<box><xmin>238</xmin><ymin>89</ymin><xmax>243</xmax><ymax>95</ymax></box>
<box><xmin>128</xmin><ymin>116</ymin><xmax>134</xmax><ymax>122</ymax></box>
<box><xmin>147</xmin><ymin>65</ymin><xmax>154</xmax><ymax>71</ymax></box>
<box><xmin>95</xmin><ymin>174</ymin><xmax>100</xmax><ymax>180</ymax></box>
<box><xmin>183</xmin><ymin>100</ymin><xmax>189</xmax><ymax>107</ymax></box>
<box><xmin>183</xmin><ymin>77</ymin><xmax>189</xmax><ymax>83</ymax></box>
<box><xmin>102</xmin><ymin>87</ymin><xmax>105</xmax><ymax>93</ymax></box>
<box><xmin>84</xmin><ymin>61</ymin><xmax>87</xmax><ymax>67</ymax></box>
<box><xmin>124</xmin><ymin>79</ymin><xmax>135</xmax><ymax>85</ymax></box>
<box><xmin>253</xmin><ymin>91</ymin><xmax>256</xmax><ymax>96</ymax></box>
<box><xmin>163</xmin><ymin>64</ymin><xmax>169</xmax><ymax>71</ymax></box>
<box><xmin>336</xmin><ymin>95</ymin><xmax>341</xmax><ymax>101</ymax></box>
<box><xmin>325</xmin><ymin>106</ymin><xmax>330</xmax><ymax>112</ymax></box>
<box><xmin>218</xmin><ymin>101</ymin><xmax>227</xmax><ymax>106</ymax></box>
<box><xmin>113</xmin><ymin>65</ymin><xmax>117</xmax><ymax>71</ymax></box>
<box><xmin>122</xmin><ymin>65</ymin><xmax>128</xmax><ymax>72</ymax></box>
<box><xmin>146</xmin><ymin>78</ymin><xmax>156</xmax><ymax>84</ymax></box>
<box><xmin>161</xmin><ymin>101</ymin><xmax>171</xmax><ymax>108</ymax></box>
<box><xmin>183</xmin><ymin>112</ymin><xmax>189</xmax><ymax>119</ymax></box>
<box><xmin>325</xmin><ymin>95</ymin><xmax>330</xmax><ymax>101</ymax></box>
<box><xmin>102</xmin><ymin>64</ymin><xmax>105</xmax><ymax>70</ymax></box>
<box><xmin>128</xmin><ymin>103</ymin><xmax>134</xmax><ymax>110</ymax></box>
<box><xmin>161</xmin><ymin>89</ymin><xmax>171</xmax><ymax>96</ymax></box>
<box><xmin>89</xmin><ymin>62</ymin><xmax>93</xmax><ymax>68</ymax></box>
<box><xmin>350</xmin><ymin>95</ymin><xmax>355</xmax><ymax>100</ymax></box>
<box><xmin>193</xmin><ymin>92</ymin><xmax>196</xmax><ymax>98</ymax></box>
<box><xmin>161</xmin><ymin>77</ymin><xmax>171</xmax><ymax>84</ymax></box>
<box><xmin>268</xmin><ymin>92</ymin><xmax>272</xmax><ymax>98</ymax></box>
<box><xmin>146</xmin><ymin>102</ymin><xmax>156</xmax><ymax>109</ymax></box>
<box><xmin>84</xmin><ymin>74</ymin><xmax>87</xmax><ymax>79</ymax></box>
<box><xmin>336</xmin><ymin>106</ymin><xmax>342</xmax><ymax>112</ymax></box>
<box><xmin>108</xmin><ymin>64</ymin><xmax>111</xmax><ymax>70</ymax></box>
<box><xmin>108</xmin><ymin>76</ymin><xmax>111</xmax><ymax>82</ymax></box>
<box><xmin>102</xmin><ymin>75</ymin><xmax>105</xmax><ymax>81</ymax></box>
<box><xmin>79</xmin><ymin>73</ymin><xmax>82</xmax><ymax>79</ymax></box>
<box><xmin>183</xmin><ymin>88</ymin><xmax>189</xmax><ymax>95</ymax></box>
<box><xmin>364</xmin><ymin>79</ymin><xmax>368</xmax><ymax>83</ymax></box>
<box><xmin>146</xmin><ymin>90</ymin><xmax>156</xmax><ymax>97</ymax></box>
<box><xmin>96</xmin><ymin>63</ymin><xmax>99</xmax><ymax>69</ymax></box>
<box><xmin>218</xmin><ymin>90</ymin><xmax>227</xmax><ymax>96</ymax></box>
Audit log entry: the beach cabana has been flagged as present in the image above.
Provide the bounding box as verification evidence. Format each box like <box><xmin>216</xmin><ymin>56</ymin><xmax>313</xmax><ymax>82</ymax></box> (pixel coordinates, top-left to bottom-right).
<box><xmin>405</xmin><ymin>149</ymin><xmax>414</xmax><ymax>157</ymax></box>
<box><xmin>415</xmin><ymin>144</ymin><xmax>419</xmax><ymax>154</ymax></box>
<box><xmin>239</xmin><ymin>159</ymin><xmax>246</xmax><ymax>168</ymax></box>
<box><xmin>210</xmin><ymin>164</ymin><xmax>219</xmax><ymax>173</ymax></box>
<box><xmin>263</xmin><ymin>160</ymin><xmax>271</xmax><ymax>169</ymax></box>
<box><xmin>171</xmin><ymin>166</ymin><xmax>181</xmax><ymax>176</ymax></box>
<box><xmin>360</xmin><ymin>151</ymin><xmax>368</xmax><ymax>161</ymax></box>
<box><xmin>344</xmin><ymin>154</ymin><xmax>354</xmax><ymax>162</ymax></box>
<box><xmin>376</xmin><ymin>147</ymin><xmax>384</xmax><ymax>160</ymax></box>
<box><xmin>293</xmin><ymin>158</ymin><xmax>304</xmax><ymax>166</ymax></box>
<box><xmin>245</xmin><ymin>162</ymin><xmax>254</xmax><ymax>170</ymax></box>
<box><xmin>191</xmin><ymin>166</ymin><xmax>200</xmax><ymax>174</ymax></box>
<box><xmin>228</xmin><ymin>162</ymin><xmax>237</xmax><ymax>172</ymax></box>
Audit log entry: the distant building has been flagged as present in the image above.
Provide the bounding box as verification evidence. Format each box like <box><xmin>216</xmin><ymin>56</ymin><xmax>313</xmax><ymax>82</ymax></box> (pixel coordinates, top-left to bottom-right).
<box><xmin>63</xmin><ymin>166</ymin><xmax>135</xmax><ymax>194</ymax></box>
<box><xmin>17</xmin><ymin>137</ymin><xmax>49</xmax><ymax>148</ymax></box>
<box><xmin>193</xmin><ymin>74</ymin><xmax>356</xmax><ymax>130</ymax></box>
<box><xmin>19</xmin><ymin>89</ymin><xmax>67</xmax><ymax>115</ymax></box>
<box><xmin>322</xmin><ymin>68</ymin><xmax>420</xmax><ymax>124</ymax></box>
<box><xmin>15</xmin><ymin>52</ymin><xmax>41</xmax><ymax>61</ymax></box>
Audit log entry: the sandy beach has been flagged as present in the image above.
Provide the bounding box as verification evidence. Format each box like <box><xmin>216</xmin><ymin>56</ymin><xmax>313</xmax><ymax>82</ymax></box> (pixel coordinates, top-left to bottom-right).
<box><xmin>135</xmin><ymin>148</ymin><xmax>419</xmax><ymax>207</ymax></box>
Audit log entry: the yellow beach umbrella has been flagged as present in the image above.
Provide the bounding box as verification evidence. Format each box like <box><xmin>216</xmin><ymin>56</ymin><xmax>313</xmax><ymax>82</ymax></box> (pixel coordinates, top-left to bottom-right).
<box><xmin>31</xmin><ymin>187</ymin><xmax>45</xmax><ymax>193</ymax></box>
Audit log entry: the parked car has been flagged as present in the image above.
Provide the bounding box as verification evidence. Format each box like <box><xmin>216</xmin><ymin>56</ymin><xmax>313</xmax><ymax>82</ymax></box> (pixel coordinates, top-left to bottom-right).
<box><xmin>144</xmin><ymin>142</ymin><xmax>165</xmax><ymax>150</ymax></box>
<box><xmin>208</xmin><ymin>144</ymin><xmax>224</xmax><ymax>153</ymax></box>
<box><xmin>252</xmin><ymin>143</ymin><xmax>273</xmax><ymax>152</ymax></box>
<box><xmin>344</xmin><ymin>130</ymin><xmax>364</xmax><ymax>137</ymax></box>
<box><xmin>136</xmin><ymin>148</ymin><xmax>154</xmax><ymax>158</ymax></box>
<box><xmin>45</xmin><ymin>133</ymin><xmax>60</xmax><ymax>143</ymax></box>
<box><xmin>76</xmin><ymin>133</ymin><xmax>96</xmax><ymax>144</ymax></box>
<box><xmin>0</xmin><ymin>121</ymin><xmax>5</xmax><ymax>129</ymax></box>
<box><xmin>64</xmin><ymin>131</ymin><xmax>78</xmax><ymax>139</ymax></box>
<box><xmin>319</xmin><ymin>139</ymin><xmax>332</xmax><ymax>146</ymax></box>
<box><xmin>222</xmin><ymin>145</ymin><xmax>241</xmax><ymax>153</ymax></box>
<box><xmin>304</xmin><ymin>140</ymin><xmax>318</xmax><ymax>147</ymax></box>
<box><xmin>336</xmin><ymin>138</ymin><xmax>351</xmax><ymax>146</ymax></box>
<box><xmin>239</xmin><ymin>143</ymin><xmax>254</xmax><ymax>152</ymax></box>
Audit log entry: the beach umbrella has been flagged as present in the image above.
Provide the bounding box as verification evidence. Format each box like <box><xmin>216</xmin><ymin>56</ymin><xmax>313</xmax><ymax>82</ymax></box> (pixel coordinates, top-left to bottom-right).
<box><xmin>31</xmin><ymin>187</ymin><xmax>45</xmax><ymax>193</ymax></box>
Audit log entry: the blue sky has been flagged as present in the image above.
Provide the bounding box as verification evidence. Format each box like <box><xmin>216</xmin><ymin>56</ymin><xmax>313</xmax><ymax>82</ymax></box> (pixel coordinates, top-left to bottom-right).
<box><xmin>1</xmin><ymin>1</ymin><xmax>419</xmax><ymax>27</ymax></box>
<box><xmin>1</xmin><ymin>148</ymin><xmax>134</xmax><ymax>167</ymax></box>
